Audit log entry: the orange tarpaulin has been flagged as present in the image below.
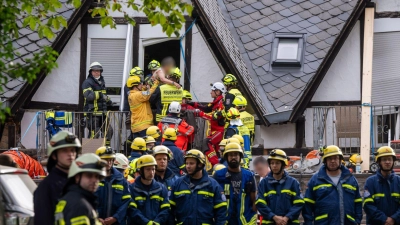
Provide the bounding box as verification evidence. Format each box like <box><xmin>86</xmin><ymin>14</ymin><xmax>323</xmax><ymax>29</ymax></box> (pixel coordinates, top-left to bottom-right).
<box><xmin>2</xmin><ymin>150</ymin><xmax>46</xmax><ymax>178</ymax></box>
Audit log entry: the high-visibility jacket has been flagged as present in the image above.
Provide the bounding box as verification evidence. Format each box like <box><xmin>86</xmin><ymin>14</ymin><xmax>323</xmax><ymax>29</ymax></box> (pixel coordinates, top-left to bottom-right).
<box><xmin>240</xmin><ymin>111</ymin><xmax>255</xmax><ymax>145</ymax></box>
<box><xmin>95</xmin><ymin>167</ymin><xmax>131</xmax><ymax>225</ymax></box>
<box><xmin>363</xmin><ymin>169</ymin><xmax>400</xmax><ymax>225</ymax></box>
<box><xmin>154</xmin><ymin>167</ymin><xmax>180</xmax><ymax>191</ymax></box>
<box><xmin>303</xmin><ymin>165</ymin><xmax>362</xmax><ymax>225</ymax></box>
<box><xmin>256</xmin><ymin>171</ymin><xmax>304</xmax><ymax>225</ymax></box>
<box><xmin>224</xmin><ymin>124</ymin><xmax>251</xmax><ymax>153</ymax></box>
<box><xmin>82</xmin><ymin>75</ymin><xmax>111</xmax><ymax>116</ymax></box>
<box><xmin>213</xmin><ymin>168</ymin><xmax>257</xmax><ymax>225</ymax></box>
<box><xmin>54</xmin><ymin>184</ymin><xmax>102</xmax><ymax>225</ymax></box>
<box><xmin>169</xmin><ymin>169</ymin><xmax>228</xmax><ymax>225</ymax></box>
<box><xmin>128</xmin><ymin>177</ymin><xmax>170</xmax><ymax>225</ymax></box>
<box><xmin>150</xmin><ymin>84</ymin><xmax>183</xmax><ymax>122</ymax></box>
<box><xmin>161</xmin><ymin>141</ymin><xmax>185</xmax><ymax>176</ymax></box>
<box><xmin>158</xmin><ymin>115</ymin><xmax>194</xmax><ymax>151</ymax></box>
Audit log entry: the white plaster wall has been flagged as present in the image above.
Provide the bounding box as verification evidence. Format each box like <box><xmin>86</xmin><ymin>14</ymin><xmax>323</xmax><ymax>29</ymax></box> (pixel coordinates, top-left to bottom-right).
<box><xmin>21</xmin><ymin>111</ymin><xmax>39</xmax><ymax>149</ymax></box>
<box><xmin>190</xmin><ymin>25</ymin><xmax>225</xmax><ymax>102</ymax></box>
<box><xmin>372</xmin><ymin>0</ymin><xmax>400</xmax><ymax>12</ymax></box>
<box><xmin>305</xmin><ymin>108</ymin><xmax>314</xmax><ymax>148</ymax></box>
<box><xmin>311</xmin><ymin>21</ymin><xmax>361</xmax><ymax>102</ymax></box>
<box><xmin>32</xmin><ymin>25</ymin><xmax>81</xmax><ymax>104</ymax></box>
<box><xmin>259</xmin><ymin>123</ymin><xmax>296</xmax><ymax>148</ymax></box>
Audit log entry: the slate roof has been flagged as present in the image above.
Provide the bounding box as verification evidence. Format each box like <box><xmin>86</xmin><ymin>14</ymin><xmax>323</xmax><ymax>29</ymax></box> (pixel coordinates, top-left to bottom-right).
<box><xmin>1</xmin><ymin>0</ymin><xmax>77</xmax><ymax>100</ymax></box>
<box><xmin>196</xmin><ymin>0</ymin><xmax>360</xmax><ymax>118</ymax></box>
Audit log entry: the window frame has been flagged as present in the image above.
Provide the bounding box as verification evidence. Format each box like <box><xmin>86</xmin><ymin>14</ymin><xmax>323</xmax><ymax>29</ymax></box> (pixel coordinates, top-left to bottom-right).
<box><xmin>271</xmin><ymin>33</ymin><xmax>305</xmax><ymax>67</ymax></box>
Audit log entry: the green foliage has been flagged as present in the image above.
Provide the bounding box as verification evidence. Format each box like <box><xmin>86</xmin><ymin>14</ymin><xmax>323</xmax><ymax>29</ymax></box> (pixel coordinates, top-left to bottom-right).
<box><xmin>1</xmin><ymin>0</ymin><xmax>191</xmax><ymax>122</ymax></box>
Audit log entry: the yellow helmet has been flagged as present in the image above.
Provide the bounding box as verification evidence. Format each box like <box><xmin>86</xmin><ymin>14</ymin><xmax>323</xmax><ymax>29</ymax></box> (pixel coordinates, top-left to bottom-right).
<box><xmin>126</xmin><ymin>75</ymin><xmax>142</xmax><ymax>87</ymax></box>
<box><xmin>268</xmin><ymin>149</ymin><xmax>289</xmax><ymax>166</ymax></box>
<box><xmin>222</xmin><ymin>74</ymin><xmax>237</xmax><ymax>86</ymax></box>
<box><xmin>183</xmin><ymin>90</ymin><xmax>192</xmax><ymax>100</ymax></box>
<box><xmin>169</xmin><ymin>67</ymin><xmax>182</xmax><ymax>79</ymax></box>
<box><xmin>212</xmin><ymin>164</ymin><xmax>226</xmax><ymax>176</ymax></box>
<box><xmin>227</xmin><ymin>137</ymin><xmax>241</xmax><ymax>145</ymax></box>
<box><xmin>144</xmin><ymin>136</ymin><xmax>156</xmax><ymax>144</ymax></box>
<box><xmin>233</xmin><ymin>95</ymin><xmax>247</xmax><ymax>107</ymax></box>
<box><xmin>185</xmin><ymin>149</ymin><xmax>206</xmax><ymax>164</ymax></box>
<box><xmin>219</xmin><ymin>139</ymin><xmax>228</xmax><ymax>147</ymax></box>
<box><xmin>131</xmin><ymin>138</ymin><xmax>147</xmax><ymax>151</ymax></box>
<box><xmin>114</xmin><ymin>153</ymin><xmax>131</xmax><ymax>170</ymax></box>
<box><xmin>162</xmin><ymin>128</ymin><xmax>177</xmax><ymax>141</ymax></box>
<box><xmin>146</xmin><ymin>126</ymin><xmax>161</xmax><ymax>139</ymax></box>
<box><xmin>148</xmin><ymin>60</ymin><xmax>161</xmax><ymax>70</ymax></box>
<box><xmin>349</xmin><ymin>153</ymin><xmax>363</xmax><ymax>164</ymax></box>
<box><xmin>223</xmin><ymin>143</ymin><xmax>244</xmax><ymax>158</ymax></box>
<box><xmin>232</xmin><ymin>134</ymin><xmax>244</xmax><ymax>147</ymax></box>
<box><xmin>68</xmin><ymin>153</ymin><xmax>107</xmax><ymax>178</ymax></box>
<box><xmin>374</xmin><ymin>146</ymin><xmax>396</xmax><ymax>162</ymax></box>
<box><xmin>320</xmin><ymin>145</ymin><xmax>343</xmax><ymax>162</ymax></box>
<box><xmin>95</xmin><ymin>146</ymin><xmax>116</xmax><ymax>159</ymax></box>
<box><xmin>226</xmin><ymin>107</ymin><xmax>240</xmax><ymax>120</ymax></box>
<box><xmin>129</xmin><ymin>66</ymin><xmax>144</xmax><ymax>76</ymax></box>
<box><xmin>136</xmin><ymin>155</ymin><xmax>157</xmax><ymax>170</ymax></box>
<box><xmin>153</xmin><ymin>145</ymin><xmax>173</xmax><ymax>160</ymax></box>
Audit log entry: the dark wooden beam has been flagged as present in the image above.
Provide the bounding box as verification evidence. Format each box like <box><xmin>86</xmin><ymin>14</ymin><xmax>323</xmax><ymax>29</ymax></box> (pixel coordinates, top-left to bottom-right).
<box><xmin>7</xmin><ymin>124</ymin><xmax>16</xmax><ymax>148</ymax></box>
<box><xmin>295</xmin><ymin>116</ymin><xmax>305</xmax><ymax>148</ymax></box>
<box><xmin>25</xmin><ymin>101</ymin><xmax>80</xmax><ymax>111</ymax></box>
<box><xmin>376</xmin><ymin>11</ymin><xmax>400</xmax><ymax>18</ymax></box>
<box><xmin>307</xmin><ymin>101</ymin><xmax>362</xmax><ymax>107</ymax></box>
<box><xmin>10</xmin><ymin>0</ymin><xmax>92</xmax><ymax>116</ymax></box>
<box><xmin>82</xmin><ymin>16</ymin><xmax>193</xmax><ymax>25</ymax></box>
<box><xmin>132</xmin><ymin>18</ymin><xmax>140</xmax><ymax>66</ymax></box>
<box><xmin>79</xmin><ymin>22</ymin><xmax>88</xmax><ymax>112</ymax></box>
<box><xmin>183</xmin><ymin>20</ymin><xmax>193</xmax><ymax>91</ymax></box>
<box><xmin>290</xmin><ymin>0</ymin><xmax>367</xmax><ymax>123</ymax></box>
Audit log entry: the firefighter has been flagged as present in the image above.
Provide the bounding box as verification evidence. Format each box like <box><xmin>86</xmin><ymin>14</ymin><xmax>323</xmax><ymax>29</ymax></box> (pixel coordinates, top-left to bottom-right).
<box><xmin>169</xmin><ymin>149</ymin><xmax>227</xmax><ymax>224</ymax></box>
<box><xmin>181</xmin><ymin>90</ymin><xmax>195</xmax><ymax>112</ymax></box>
<box><xmin>364</xmin><ymin>146</ymin><xmax>400</xmax><ymax>225</ymax></box>
<box><xmin>151</xmin><ymin>56</ymin><xmax>181</xmax><ymax>88</ymax></box>
<box><xmin>114</xmin><ymin>153</ymin><xmax>135</xmax><ymax>184</ymax></box>
<box><xmin>233</xmin><ymin>96</ymin><xmax>255</xmax><ymax>145</ymax></box>
<box><xmin>127</xmin><ymin>74</ymin><xmax>159</xmax><ymax>138</ymax></box>
<box><xmin>123</xmin><ymin>66</ymin><xmax>144</xmax><ymax>112</ymax></box>
<box><xmin>218</xmin><ymin>139</ymin><xmax>228</xmax><ymax>158</ymax></box>
<box><xmin>213</xmin><ymin>143</ymin><xmax>257</xmax><ymax>224</ymax></box>
<box><xmin>224</xmin><ymin>108</ymin><xmax>251</xmax><ymax>154</ymax></box>
<box><xmin>153</xmin><ymin>145</ymin><xmax>179</xmax><ymax>190</ymax></box>
<box><xmin>143</xmin><ymin>136</ymin><xmax>156</xmax><ymax>154</ymax></box>
<box><xmin>95</xmin><ymin>147</ymin><xmax>131</xmax><ymax>225</ymax></box>
<box><xmin>128</xmin><ymin>137</ymin><xmax>147</xmax><ymax>161</ymax></box>
<box><xmin>232</xmin><ymin>134</ymin><xmax>251</xmax><ymax>169</ymax></box>
<box><xmin>146</xmin><ymin>126</ymin><xmax>162</xmax><ymax>145</ymax></box>
<box><xmin>222</xmin><ymin>74</ymin><xmax>242</xmax><ymax>111</ymax></box>
<box><xmin>188</xmin><ymin>82</ymin><xmax>226</xmax><ymax>166</ymax></box>
<box><xmin>128</xmin><ymin>155</ymin><xmax>170</xmax><ymax>225</ymax></box>
<box><xmin>145</xmin><ymin>60</ymin><xmax>160</xmax><ymax>87</ymax></box>
<box><xmin>54</xmin><ymin>153</ymin><xmax>106</xmax><ymax>225</ymax></box>
<box><xmin>212</xmin><ymin>163</ymin><xmax>226</xmax><ymax>176</ymax></box>
<box><xmin>303</xmin><ymin>145</ymin><xmax>362</xmax><ymax>225</ymax></box>
<box><xmin>161</xmin><ymin>128</ymin><xmax>185</xmax><ymax>176</ymax></box>
<box><xmin>34</xmin><ymin>131</ymin><xmax>80</xmax><ymax>225</ymax></box>
<box><xmin>256</xmin><ymin>149</ymin><xmax>304</xmax><ymax>225</ymax></box>
<box><xmin>150</xmin><ymin>67</ymin><xmax>183</xmax><ymax>123</ymax></box>
<box><xmin>82</xmin><ymin>62</ymin><xmax>113</xmax><ymax>145</ymax></box>
<box><xmin>158</xmin><ymin>101</ymin><xmax>194</xmax><ymax>151</ymax></box>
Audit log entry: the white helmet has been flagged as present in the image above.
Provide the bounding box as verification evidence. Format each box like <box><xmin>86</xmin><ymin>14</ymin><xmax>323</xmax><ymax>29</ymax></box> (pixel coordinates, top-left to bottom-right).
<box><xmin>211</xmin><ymin>82</ymin><xmax>226</xmax><ymax>94</ymax></box>
<box><xmin>90</xmin><ymin>62</ymin><xmax>103</xmax><ymax>72</ymax></box>
<box><xmin>113</xmin><ymin>153</ymin><xmax>131</xmax><ymax>170</ymax></box>
<box><xmin>169</xmin><ymin>101</ymin><xmax>181</xmax><ymax>114</ymax></box>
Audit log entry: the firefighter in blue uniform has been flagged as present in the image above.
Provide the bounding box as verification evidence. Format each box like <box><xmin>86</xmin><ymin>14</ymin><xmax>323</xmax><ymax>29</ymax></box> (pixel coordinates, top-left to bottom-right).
<box><xmin>161</xmin><ymin>128</ymin><xmax>185</xmax><ymax>176</ymax></box>
<box><xmin>153</xmin><ymin>145</ymin><xmax>179</xmax><ymax>190</ymax></box>
<box><xmin>128</xmin><ymin>155</ymin><xmax>170</xmax><ymax>225</ymax></box>
<box><xmin>95</xmin><ymin>146</ymin><xmax>131</xmax><ymax>225</ymax></box>
<box><xmin>303</xmin><ymin>145</ymin><xmax>362</xmax><ymax>225</ymax></box>
<box><xmin>256</xmin><ymin>149</ymin><xmax>304</xmax><ymax>225</ymax></box>
<box><xmin>213</xmin><ymin>142</ymin><xmax>257</xmax><ymax>225</ymax></box>
<box><xmin>169</xmin><ymin>149</ymin><xmax>228</xmax><ymax>225</ymax></box>
<box><xmin>364</xmin><ymin>146</ymin><xmax>400</xmax><ymax>225</ymax></box>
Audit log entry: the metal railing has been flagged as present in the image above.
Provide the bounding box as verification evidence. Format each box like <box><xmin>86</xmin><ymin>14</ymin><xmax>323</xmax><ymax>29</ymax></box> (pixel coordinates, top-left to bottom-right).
<box><xmin>312</xmin><ymin>105</ymin><xmax>400</xmax><ymax>154</ymax></box>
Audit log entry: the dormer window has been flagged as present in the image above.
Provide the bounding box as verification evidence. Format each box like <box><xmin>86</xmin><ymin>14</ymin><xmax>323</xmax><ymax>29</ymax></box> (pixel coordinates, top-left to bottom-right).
<box><xmin>272</xmin><ymin>33</ymin><xmax>304</xmax><ymax>67</ymax></box>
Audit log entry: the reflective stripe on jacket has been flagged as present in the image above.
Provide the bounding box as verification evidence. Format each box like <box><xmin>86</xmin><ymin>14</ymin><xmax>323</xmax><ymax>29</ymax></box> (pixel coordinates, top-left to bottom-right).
<box><xmin>363</xmin><ymin>169</ymin><xmax>400</xmax><ymax>224</ymax></box>
<box><xmin>303</xmin><ymin>165</ymin><xmax>362</xmax><ymax>225</ymax></box>
<box><xmin>95</xmin><ymin>167</ymin><xmax>131</xmax><ymax>225</ymax></box>
<box><xmin>152</xmin><ymin>84</ymin><xmax>183</xmax><ymax>122</ymax></box>
<box><xmin>128</xmin><ymin>177</ymin><xmax>170</xmax><ymax>225</ymax></box>
<box><xmin>82</xmin><ymin>75</ymin><xmax>108</xmax><ymax>115</ymax></box>
<box><xmin>213</xmin><ymin>168</ymin><xmax>257</xmax><ymax>225</ymax></box>
<box><xmin>256</xmin><ymin>171</ymin><xmax>303</xmax><ymax>225</ymax></box>
<box><xmin>169</xmin><ymin>169</ymin><xmax>227</xmax><ymax>225</ymax></box>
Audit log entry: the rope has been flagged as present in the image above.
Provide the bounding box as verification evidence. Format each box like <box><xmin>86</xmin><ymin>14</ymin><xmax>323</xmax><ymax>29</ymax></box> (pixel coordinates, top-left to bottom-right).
<box><xmin>180</xmin><ymin>18</ymin><xmax>200</xmax><ymax>102</ymax></box>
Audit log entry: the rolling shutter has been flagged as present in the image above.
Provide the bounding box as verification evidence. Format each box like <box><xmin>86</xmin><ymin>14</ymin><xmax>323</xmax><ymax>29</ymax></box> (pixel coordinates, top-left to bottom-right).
<box><xmin>90</xmin><ymin>38</ymin><xmax>126</xmax><ymax>88</ymax></box>
<box><xmin>372</xmin><ymin>32</ymin><xmax>400</xmax><ymax>105</ymax></box>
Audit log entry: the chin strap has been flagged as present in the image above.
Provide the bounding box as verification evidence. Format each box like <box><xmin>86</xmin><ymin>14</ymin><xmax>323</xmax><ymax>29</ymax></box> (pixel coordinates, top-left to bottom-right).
<box><xmin>189</xmin><ymin>164</ymin><xmax>204</xmax><ymax>177</ymax></box>
<box><xmin>56</xmin><ymin>162</ymin><xmax>70</xmax><ymax>171</ymax></box>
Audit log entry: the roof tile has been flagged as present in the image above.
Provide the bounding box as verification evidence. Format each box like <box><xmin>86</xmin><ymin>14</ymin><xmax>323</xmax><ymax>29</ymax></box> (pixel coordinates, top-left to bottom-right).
<box><xmin>307</xmin><ymin>16</ymin><xmax>322</xmax><ymax>24</ymax></box>
<box><xmin>271</xmin><ymin>3</ymin><xmax>286</xmax><ymax>12</ymax></box>
<box><xmin>251</xmin><ymin>2</ymin><xmax>266</xmax><ymax>10</ymax></box>
<box><xmin>268</xmin><ymin>13</ymin><xmax>285</xmax><ymax>22</ymax></box>
<box><xmin>314</xmin><ymin>49</ymin><xmax>327</xmax><ymax>59</ymax></box>
<box><xmin>314</xmin><ymin>40</ymin><xmax>330</xmax><ymax>50</ymax></box>
<box><xmin>254</xmin><ymin>37</ymin><xmax>269</xmax><ymax>47</ymax></box>
<box><xmin>297</xmin><ymin>20</ymin><xmax>313</xmax><ymax>28</ymax></box>
<box><xmin>253</xmin><ymin>46</ymin><xmax>268</xmax><ymax>57</ymax></box>
<box><xmin>249</xmin><ymin>11</ymin><xmax>265</xmax><ymax>20</ymax></box>
<box><xmin>253</xmin><ymin>57</ymin><xmax>268</xmax><ymax>67</ymax></box>
<box><xmin>338</xmin><ymin>3</ymin><xmax>353</xmax><ymax>11</ymax></box>
<box><xmin>286</xmin><ymin>24</ymin><xmax>303</xmax><ymax>32</ymax></box>
<box><xmin>292</xmin><ymin>0</ymin><xmax>306</xmax><ymax>3</ymax></box>
<box><xmin>239</xmin><ymin>15</ymin><xmax>255</xmax><ymax>25</ymax></box>
<box><xmin>244</xmin><ymin>0</ymin><xmax>258</xmax><ymax>3</ymax></box>
<box><xmin>244</xmin><ymin>42</ymin><xmax>259</xmax><ymax>51</ymax></box>
<box><xmin>278</xmin><ymin>18</ymin><xmax>294</xmax><ymax>27</ymax></box>
<box><xmin>259</xmin><ymin>17</ymin><xmax>273</xmax><ymax>26</ymax></box>
<box><xmin>248</xmin><ymin>21</ymin><xmax>264</xmax><ymax>30</ymax></box>
<box><xmin>261</xmin><ymin>0</ymin><xmax>278</xmax><ymax>7</ymax></box>
<box><xmin>279</xmin><ymin>93</ymin><xmax>296</xmax><ymax>104</ymax></box>
<box><xmin>269</xmin><ymin>88</ymin><xmax>286</xmax><ymax>99</ymax></box>
<box><xmin>255</xmin><ymin>67</ymin><xmax>267</xmax><ymax>76</ymax></box>
<box><xmin>326</xmin><ymin>26</ymin><xmax>340</xmax><ymax>35</ymax></box>
<box><xmin>268</xmin><ymin>23</ymin><xmax>284</xmax><ymax>31</ymax></box>
<box><xmin>287</xmin><ymin>14</ymin><xmax>303</xmax><ymax>23</ymax></box>
<box><xmin>309</xmin><ymin>6</ymin><xmax>323</xmax><ymax>16</ymax></box>
<box><xmin>270</xmin><ymin>78</ymin><xmax>287</xmax><ymax>88</ymax></box>
<box><xmin>300</xmin><ymin>1</ymin><xmax>316</xmax><ymax>10</ymax></box>
<box><xmin>315</xmin><ymin>31</ymin><xmax>330</xmax><ymax>40</ymax></box>
<box><xmin>309</xmin><ymin>0</ymin><xmax>325</xmax><ymax>5</ymax></box>
<box><xmin>291</xmin><ymin>78</ymin><xmax>306</xmax><ymax>88</ymax></box>
<box><xmin>248</xmin><ymin>30</ymin><xmax>264</xmax><ymax>39</ymax></box>
<box><xmin>289</xmin><ymin>88</ymin><xmax>302</xmax><ymax>98</ymax></box>
<box><xmin>298</xmin><ymin>10</ymin><xmax>313</xmax><ymax>19</ymax></box>
<box><xmin>328</xmin><ymin>7</ymin><xmax>343</xmax><ymax>16</ymax></box>
<box><xmin>280</xmin><ymin>75</ymin><xmax>298</xmax><ymax>85</ymax></box>
<box><xmin>232</xmin><ymin>1</ymin><xmax>247</xmax><ymax>8</ymax></box>
<box><xmin>289</xmin><ymin>5</ymin><xmax>304</xmax><ymax>14</ymax></box>
<box><xmin>260</xmin><ymin>7</ymin><xmax>275</xmax><ymax>16</ymax></box>
<box><xmin>279</xmin><ymin>8</ymin><xmax>295</xmax><ymax>17</ymax></box>
<box><xmin>306</xmin><ymin>45</ymin><xmax>320</xmax><ymax>54</ymax></box>
<box><xmin>258</xmin><ymin>26</ymin><xmax>272</xmax><ymax>35</ymax></box>
<box><xmin>233</xmin><ymin>19</ymin><xmax>245</xmax><ymax>27</ymax></box>
<box><xmin>231</xmin><ymin>9</ymin><xmax>247</xmax><ymax>18</ymax></box>
<box><xmin>263</xmin><ymin>82</ymin><xmax>278</xmax><ymax>93</ymax></box>
<box><xmin>225</xmin><ymin>3</ymin><xmax>238</xmax><ymax>12</ymax></box>
<box><xmin>16</xmin><ymin>37</ymin><xmax>30</xmax><ymax>47</ymax></box>
<box><xmin>316</xmin><ymin>21</ymin><xmax>331</xmax><ymax>30</ymax></box>
<box><xmin>239</xmin><ymin>25</ymin><xmax>253</xmax><ymax>34</ymax></box>
<box><xmin>306</xmin><ymin>25</ymin><xmax>322</xmax><ymax>34</ymax></box>
<box><xmin>240</xmin><ymin>35</ymin><xmax>253</xmax><ymax>44</ymax></box>
<box><xmin>330</xmin><ymin>0</ymin><xmax>344</xmax><ymax>7</ymax></box>
<box><xmin>338</xmin><ymin>12</ymin><xmax>350</xmax><ymax>21</ymax></box>
<box><xmin>325</xmin><ymin>36</ymin><xmax>336</xmax><ymax>45</ymax></box>
<box><xmin>300</xmin><ymin>73</ymin><xmax>314</xmax><ymax>83</ymax></box>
